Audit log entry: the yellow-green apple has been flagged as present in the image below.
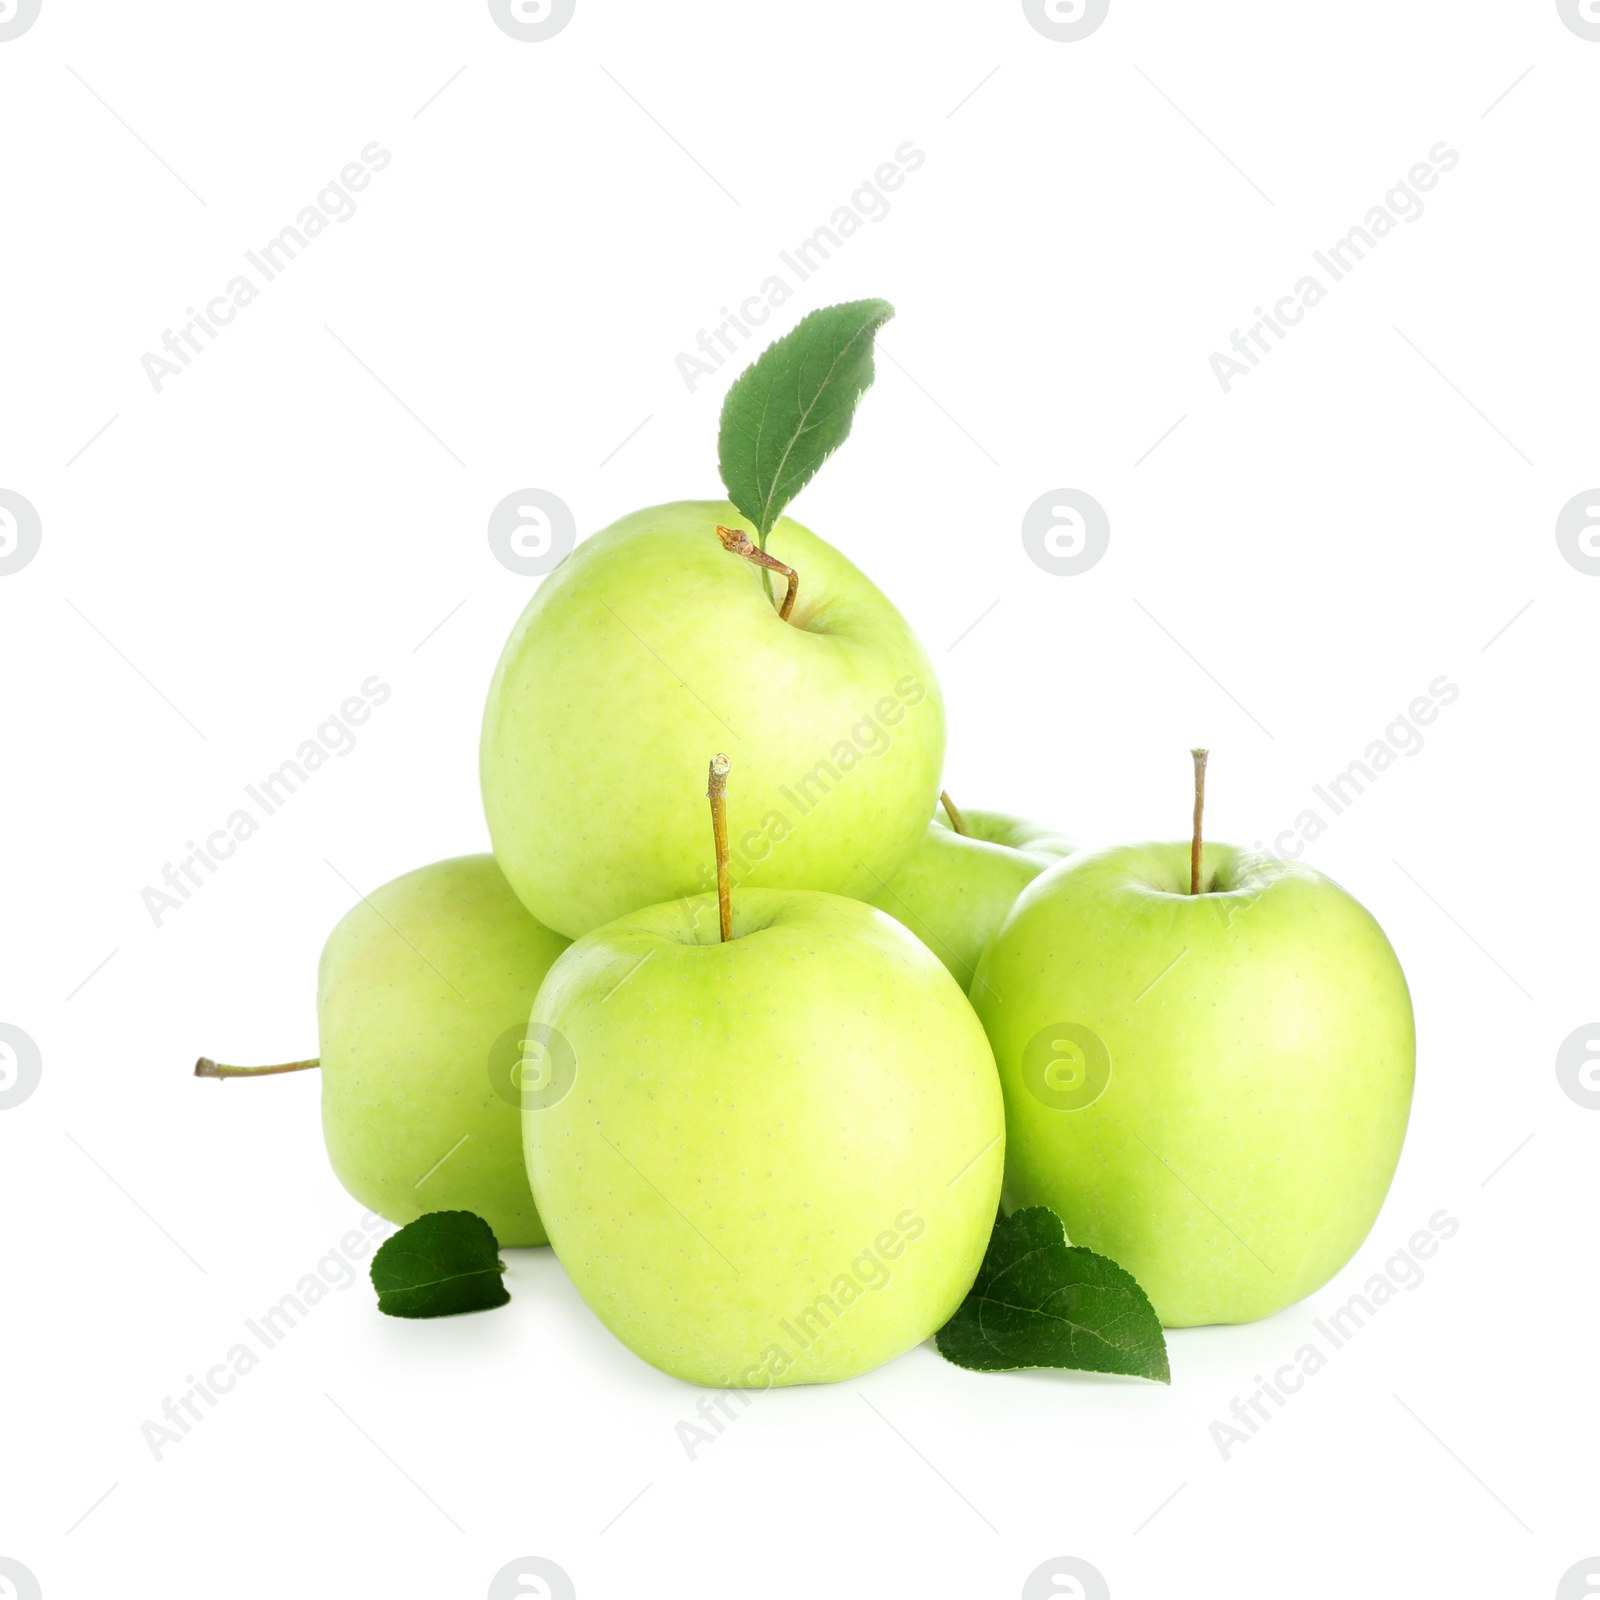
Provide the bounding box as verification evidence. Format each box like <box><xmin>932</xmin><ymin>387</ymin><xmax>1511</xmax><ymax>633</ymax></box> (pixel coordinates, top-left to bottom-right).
<box><xmin>972</xmin><ymin>831</ymin><xmax>1414</xmax><ymax>1327</ymax></box>
<box><xmin>197</xmin><ymin>855</ymin><xmax>569</xmax><ymax>1246</ymax></box>
<box><xmin>523</xmin><ymin>758</ymin><xmax>1004</xmax><ymax>1385</ymax></box>
<box><xmin>865</xmin><ymin>795</ymin><xmax>1074</xmax><ymax>989</ymax></box>
<box><xmin>480</xmin><ymin>501</ymin><xmax>945</xmax><ymax>939</ymax></box>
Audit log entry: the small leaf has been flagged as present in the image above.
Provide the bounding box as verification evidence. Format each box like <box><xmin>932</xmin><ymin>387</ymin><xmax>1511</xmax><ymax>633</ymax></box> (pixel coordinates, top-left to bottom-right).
<box><xmin>936</xmin><ymin>1207</ymin><xmax>1170</xmax><ymax>1382</ymax></box>
<box><xmin>369</xmin><ymin>1211</ymin><xmax>511</xmax><ymax>1319</ymax></box>
<box><xmin>717</xmin><ymin>298</ymin><xmax>894</xmax><ymax>546</ymax></box>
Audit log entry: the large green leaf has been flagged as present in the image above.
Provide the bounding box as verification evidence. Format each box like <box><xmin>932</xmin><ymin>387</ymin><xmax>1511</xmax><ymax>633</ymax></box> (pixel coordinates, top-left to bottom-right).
<box><xmin>936</xmin><ymin>1207</ymin><xmax>1170</xmax><ymax>1381</ymax></box>
<box><xmin>717</xmin><ymin>298</ymin><xmax>894</xmax><ymax>546</ymax></box>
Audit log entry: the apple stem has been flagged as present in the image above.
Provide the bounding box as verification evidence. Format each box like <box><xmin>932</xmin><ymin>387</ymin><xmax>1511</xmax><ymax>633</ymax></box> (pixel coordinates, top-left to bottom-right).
<box><xmin>716</xmin><ymin>525</ymin><xmax>798</xmax><ymax>621</ymax></box>
<box><xmin>194</xmin><ymin>1056</ymin><xmax>319</xmax><ymax>1079</ymax></box>
<box><xmin>1190</xmin><ymin>747</ymin><xmax>1209</xmax><ymax>895</ymax></box>
<box><xmin>707</xmin><ymin>752</ymin><xmax>733</xmax><ymax>942</ymax></box>
<box><xmin>940</xmin><ymin>790</ymin><xmax>970</xmax><ymax>836</ymax></box>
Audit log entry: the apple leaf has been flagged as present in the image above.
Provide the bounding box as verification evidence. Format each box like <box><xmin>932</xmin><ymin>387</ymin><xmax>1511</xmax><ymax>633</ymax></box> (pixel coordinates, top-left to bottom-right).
<box><xmin>369</xmin><ymin>1211</ymin><xmax>511</xmax><ymax>1319</ymax></box>
<box><xmin>717</xmin><ymin>298</ymin><xmax>894</xmax><ymax>547</ymax></box>
<box><xmin>935</xmin><ymin>1207</ymin><xmax>1170</xmax><ymax>1382</ymax></box>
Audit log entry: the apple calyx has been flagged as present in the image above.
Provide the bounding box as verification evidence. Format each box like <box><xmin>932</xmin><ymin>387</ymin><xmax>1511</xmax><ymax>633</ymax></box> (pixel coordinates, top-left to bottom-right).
<box><xmin>707</xmin><ymin>752</ymin><xmax>733</xmax><ymax>942</ymax></box>
<box><xmin>194</xmin><ymin>1056</ymin><xmax>320</xmax><ymax>1079</ymax></box>
<box><xmin>1189</xmin><ymin>747</ymin><xmax>1209</xmax><ymax>895</ymax></box>
<box><xmin>940</xmin><ymin>790</ymin><xmax>970</xmax><ymax>836</ymax></box>
<box><xmin>716</xmin><ymin>525</ymin><xmax>798</xmax><ymax>621</ymax></box>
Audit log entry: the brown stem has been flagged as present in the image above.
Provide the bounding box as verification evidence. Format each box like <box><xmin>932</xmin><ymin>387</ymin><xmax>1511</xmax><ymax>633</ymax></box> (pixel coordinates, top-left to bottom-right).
<box><xmin>195</xmin><ymin>1056</ymin><xmax>319</xmax><ymax>1079</ymax></box>
<box><xmin>716</xmin><ymin>525</ymin><xmax>798</xmax><ymax>622</ymax></box>
<box><xmin>1190</xmin><ymin>748</ymin><xmax>1209</xmax><ymax>895</ymax></box>
<box><xmin>940</xmin><ymin>790</ymin><xmax>970</xmax><ymax>836</ymax></box>
<box><xmin>707</xmin><ymin>752</ymin><xmax>732</xmax><ymax>942</ymax></box>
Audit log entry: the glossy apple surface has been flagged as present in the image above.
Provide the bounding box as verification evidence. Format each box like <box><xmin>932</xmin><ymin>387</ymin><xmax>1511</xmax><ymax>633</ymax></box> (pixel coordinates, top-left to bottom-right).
<box><xmin>524</xmin><ymin>889</ymin><xmax>1004</xmax><ymax>1385</ymax></box>
<box><xmin>972</xmin><ymin>842</ymin><xmax>1414</xmax><ymax>1326</ymax></box>
<box><xmin>481</xmin><ymin>501</ymin><xmax>944</xmax><ymax>938</ymax></box>
<box><xmin>866</xmin><ymin>807</ymin><xmax>1074</xmax><ymax>990</ymax></box>
<box><xmin>318</xmin><ymin>855</ymin><xmax>569</xmax><ymax>1245</ymax></box>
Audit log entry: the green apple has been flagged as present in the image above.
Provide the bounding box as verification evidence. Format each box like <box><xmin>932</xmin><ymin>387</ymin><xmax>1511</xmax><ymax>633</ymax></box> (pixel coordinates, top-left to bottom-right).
<box><xmin>480</xmin><ymin>500</ymin><xmax>945</xmax><ymax>939</ymax></box>
<box><xmin>523</xmin><ymin>888</ymin><xmax>1005</xmax><ymax>1386</ymax></box>
<box><xmin>198</xmin><ymin>855</ymin><xmax>569</xmax><ymax>1246</ymax></box>
<box><xmin>865</xmin><ymin>798</ymin><xmax>1075</xmax><ymax>990</ymax></box>
<box><xmin>972</xmin><ymin>841</ymin><xmax>1413</xmax><ymax>1326</ymax></box>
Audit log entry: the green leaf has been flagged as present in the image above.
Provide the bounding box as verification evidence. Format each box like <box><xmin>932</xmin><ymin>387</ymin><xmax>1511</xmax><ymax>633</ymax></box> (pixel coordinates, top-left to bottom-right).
<box><xmin>369</xmin><ymin>1211</ymin><xmax>511</xmax><ymax>1319</ymax></box>
<box><xmin>935</xmin><ymin>1207</ymin><xmax>1170</xmax><ymax>1382</ymax></box>
<box><xmin>717</xmin><ymin>298</ymin><xmax>894</xmax><ymax>546</ymax></box>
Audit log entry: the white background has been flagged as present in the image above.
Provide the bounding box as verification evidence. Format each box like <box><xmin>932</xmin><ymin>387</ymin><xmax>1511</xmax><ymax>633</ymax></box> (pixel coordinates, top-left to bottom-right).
<box><xmin>2</xmin><ymin>2</ymin><xmax>1596</xmax><ymax>1596</ymax></box>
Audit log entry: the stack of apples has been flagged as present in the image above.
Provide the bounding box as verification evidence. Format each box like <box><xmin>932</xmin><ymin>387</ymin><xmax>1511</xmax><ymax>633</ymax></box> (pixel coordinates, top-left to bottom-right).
<box><xmin>200</xmin><ymin>302</ymin><xmax>1414</xmax><ymax>1386</ymax></box>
